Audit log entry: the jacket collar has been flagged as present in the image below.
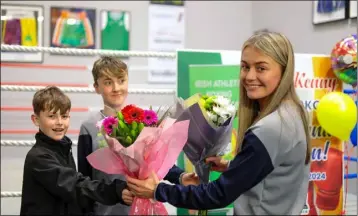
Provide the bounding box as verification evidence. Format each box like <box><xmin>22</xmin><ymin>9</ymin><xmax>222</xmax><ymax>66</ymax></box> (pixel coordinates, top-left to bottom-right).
<box><xmin>35</xmin><ymin>130</ymin><xmax>72</xmax><ymax>156</ymax></box>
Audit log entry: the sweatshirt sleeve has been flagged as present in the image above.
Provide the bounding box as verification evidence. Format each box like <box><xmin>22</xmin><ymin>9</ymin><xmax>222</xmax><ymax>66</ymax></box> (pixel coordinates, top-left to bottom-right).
<box><xmin>164</xmin><ymin>165</ymin><xmax>185</xmax><ymax>185</ymax></box>
<box><xmin>77</xmin><ymin>124</ymin><xmax>93</xmax><ymax>178</ymax></box>
<box><xmin>154</xmin><ymin>124</ymin><xmax>282</xmax><ymax>210</ymax></box>
<box><xmin>30</xmin><ymin>153</ymin><xmax>128</xmax><ymax>207</ymax></box>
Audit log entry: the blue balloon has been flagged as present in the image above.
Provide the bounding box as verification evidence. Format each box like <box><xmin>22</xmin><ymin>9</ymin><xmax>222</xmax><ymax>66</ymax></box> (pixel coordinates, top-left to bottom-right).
<box><xmin>351</xmin><ymin>124</ymin><xmax>357</xmax><ymax>147</ymax></box>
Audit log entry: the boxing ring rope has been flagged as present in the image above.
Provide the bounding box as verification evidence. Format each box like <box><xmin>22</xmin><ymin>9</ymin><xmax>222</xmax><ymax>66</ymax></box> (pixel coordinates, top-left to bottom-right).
<box><xmin>1</xmin><ymin>44</ymin><xmax>177</xmax><ymax>199</ymax></box>
<box><xmin>1</xmin><ymin>85</ymin><xmax>175</xmax><ymax>95</ymax></box>
<box><xmin>1</xmin><ymin>192</ymin><xmax>22</xmax><ymax>198</ymax></box>
<box><xmin>1</xmin><ymin>140</ymin><xmax>77</xmax><ymax>147</ymax></box>
<box><xmin>1</xmin><ymin>44</ymin><xmax>176</xmax><ymax>58</ymax></box>
<box><xmin>1</xmin><ymin>45</ymin><xmax>357</xmax><ymax>216</ymax></box>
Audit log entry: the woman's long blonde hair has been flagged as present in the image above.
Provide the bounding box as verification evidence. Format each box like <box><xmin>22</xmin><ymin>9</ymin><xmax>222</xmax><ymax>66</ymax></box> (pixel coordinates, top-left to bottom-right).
<box><xmin>235</xmin><ymin>32</ymin><xmax>312</xmax><ymax>164</ymax></box>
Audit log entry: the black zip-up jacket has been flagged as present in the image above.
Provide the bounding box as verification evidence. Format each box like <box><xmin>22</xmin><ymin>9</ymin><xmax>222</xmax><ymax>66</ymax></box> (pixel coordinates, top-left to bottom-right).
<box><xmin>20</xmin><ymin>131</ymin><xmax>128</xmax><ymax>215</ymax></box>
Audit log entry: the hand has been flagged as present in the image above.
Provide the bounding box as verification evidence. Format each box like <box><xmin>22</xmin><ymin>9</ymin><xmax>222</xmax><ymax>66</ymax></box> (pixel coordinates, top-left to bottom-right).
<box><xmin>181</xmin><ymin>172</ymin><xmax>200</xmax><ymax>186</ymax></box>
<box><xmin>205</xmin><ymin>156</ymin><xmax>229</xmax><ymax>172</ymax></box>
<box><xmin>126</xmin><ymin>171</ymin><xmax>160</xmax><ymax>199</ymax></box>
<box><xmin>122</xmin><ymin>188</ymin><xmax>134</xmax><ymax>205</ymax></box>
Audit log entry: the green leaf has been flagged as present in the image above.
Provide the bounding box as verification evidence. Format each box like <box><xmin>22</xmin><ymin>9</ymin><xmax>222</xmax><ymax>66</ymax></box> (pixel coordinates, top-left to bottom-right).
<box><xmin>117</xmin><ymin>112</ymin><xmax>124</xmax><ymax>121</ymax></box>
<box><xmin>118</xmin><ymin>120</ymin><xmax>129</xmax><ymax>133</ymax></box>
<box><xmin>123</xmin><ymin>124</ymin><xmax>130</xmax><ymax>133</ymax></box>
<box><xmin>206</xmin><ymin>97</ymin><xmax>215</xmax><ymax>104</ymax></box>
<box><xmin>125</xmin><ymin>136</ymin><xmax>133</xmax><ymax>145</ymax></box>
<box><xmin>115</xmin><ymin>127</ymin><xmax>120</xmax><ymax>136</ymax></box>
<box><xmin>156</xmin><ymin>106</ymin><xmax>162</xmax><ymax>115</ymax></box>
<box><xmin>201</xmin><ymin>95</ymin><xmax>209</xmax><ymax>100</ymax></box>
<box><xmin>204</xmin><ymin>102</ymin><xmax>211</xmax><ymax>110</ymax></box>
<box><xmin>131</xmin><ymin>121</ymin><xmax>138</xmax><ymax>130</ymax></box>
<box><xmin>111</xmin><ymin>127</ymin><xmax>117</xmax><ymax>137</ymax></box>
<box><xmin>118</xmin><ymin>120</ymin><xmax>125</xmax><ymax>129</ymax></box>
<box><xmin>157</xmin><ymin>106</ymin><xmax>172</xmax><ymax>126</ymax></box>
<box><xmin>119</xmin><ymin>128</ymin><xmax>125</xmax><ymax>136</ymax></box>
<box><xmin>98</xmin><ymin>140</ymin><xmax>108</xmax><ymax>148</ymax></box>
<box><xmin>138</xmin><ymin>122</ymin><xmax>145</xmax><ymax>132</ymax></box>
<box><xmin>130</xmin><ymin>129</ymin><xmax>137</xmax><ymax>139</ymax></box>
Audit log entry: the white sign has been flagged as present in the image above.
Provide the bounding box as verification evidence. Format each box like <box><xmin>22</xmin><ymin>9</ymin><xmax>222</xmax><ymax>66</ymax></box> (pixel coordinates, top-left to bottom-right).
<box><xmin>148</xmin><ymin>4</ymin><xmax>185</xmax><ymax>83</ymax></box>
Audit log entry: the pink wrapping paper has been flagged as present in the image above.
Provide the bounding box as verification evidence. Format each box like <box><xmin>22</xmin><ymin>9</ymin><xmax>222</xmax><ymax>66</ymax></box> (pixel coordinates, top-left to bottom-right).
<box><xmin>87</xmin><ymin>117</ymin><xmax>190</xmax><ymax>215</ymax></box>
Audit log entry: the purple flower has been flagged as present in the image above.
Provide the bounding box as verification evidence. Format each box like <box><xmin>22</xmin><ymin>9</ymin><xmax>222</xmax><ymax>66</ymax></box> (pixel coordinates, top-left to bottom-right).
<box><xmin>143</xmin><ymin>110</ymin><xmax>158</xmax><ymax>126</ymax></box>
<box><xmin>102</xmin><ymin>116</ymin><xmax>118</xmax><ymax>135</ymax></box>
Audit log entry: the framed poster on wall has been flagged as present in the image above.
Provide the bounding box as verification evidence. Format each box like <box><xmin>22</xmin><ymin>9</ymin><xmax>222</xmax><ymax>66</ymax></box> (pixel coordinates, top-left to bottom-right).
<box><xmin>100</xmin><ymin>10</ymin><xmax>130</xmax><ymax>52</ymax></box>
<box><xmin>349</xmin><ymin>0</ymin><xmax>357</xmax><ymax>18</ymax></box>
<box><xmin>1</xmin><ymin>4</ymin><xmax>44</xmax><ymax>63</ymax></box>
<box><xmin>50</xmin><ymin>6</ymin><xmax>96</xmax><ymax>50</ymax></box>
<box><xmin>312</xmin><ymin>0</ymin><xmax>347</xmax><ymax>24</ymax></box>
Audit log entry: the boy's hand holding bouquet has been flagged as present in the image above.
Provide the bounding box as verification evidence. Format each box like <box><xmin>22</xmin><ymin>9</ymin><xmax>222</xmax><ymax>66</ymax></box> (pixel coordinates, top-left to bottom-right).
<box><xmin>87</xmin><ymin>104</ymin><xmax>190</xmax><ymax>215</ymax></box>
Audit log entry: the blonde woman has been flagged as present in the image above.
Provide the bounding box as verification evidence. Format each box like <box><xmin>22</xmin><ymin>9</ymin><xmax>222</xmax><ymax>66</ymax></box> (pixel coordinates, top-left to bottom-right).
<box><xmin>126</xmin><ymin>32</ymin><xmax>312</xmax><ymax>215</ymax></box>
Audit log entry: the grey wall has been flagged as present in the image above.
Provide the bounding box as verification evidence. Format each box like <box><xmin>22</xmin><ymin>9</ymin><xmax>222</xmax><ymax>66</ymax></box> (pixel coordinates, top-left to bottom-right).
<box><xmin>252</xmin><ymin>1</ymin><xmax>357</xmax><ymax>54</ymax></box>
<box><xmin>1</xmin><ymin>1</ymin><xmax>357</xmax><ymax>215</ymax></box>
<box><xmin>0</xmin><ymin>0</ymin><xmax>252</xmax><ymax>141</ymax></box>
<box><xmin>1</xmin><ymin>1</ymin><xmax>251</xmax><ymax>215</ymax></box>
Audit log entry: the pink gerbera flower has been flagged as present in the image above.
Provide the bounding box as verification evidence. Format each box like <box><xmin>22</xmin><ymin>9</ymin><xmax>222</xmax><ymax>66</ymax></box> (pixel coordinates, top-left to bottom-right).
<box><xmin>143</xmin><ymin>110</ymin><xmax>158</xmax><ymax>126</ymax></box>
<box><xmin>102</xmin><ymin>116</ymin><xmax>118</xmax><ymax>135</ymax></box>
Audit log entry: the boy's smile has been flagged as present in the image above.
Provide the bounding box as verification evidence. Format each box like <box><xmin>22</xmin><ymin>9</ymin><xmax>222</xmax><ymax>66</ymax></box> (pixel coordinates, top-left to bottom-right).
<box><xmin>31</xmin><ymin>109</ymin><xmax>70</xmax><ymax>141</ymax></box>
<box><xmin>95</xmin><ymin>75</ymin><xmax>129</xmax><ymax>112</ymax></box>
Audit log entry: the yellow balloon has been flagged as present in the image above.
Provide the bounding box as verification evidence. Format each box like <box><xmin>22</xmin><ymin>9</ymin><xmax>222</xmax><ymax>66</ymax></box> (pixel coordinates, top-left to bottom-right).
<box><xmin>316</xmin><ymin>92</ymin><xmax>357</xmax><ymax>140</ymax></box>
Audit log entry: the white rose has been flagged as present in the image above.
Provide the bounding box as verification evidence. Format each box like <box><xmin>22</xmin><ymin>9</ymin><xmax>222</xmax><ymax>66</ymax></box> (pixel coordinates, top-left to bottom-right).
<box><xmin>218</xmin><ymin>116</ymin><xmax>228</xmax><ymax>125</ymax></box>
<box><xmin>213</xmin><ymin>105</ymin><xmax>226</xmax><ymax>114</ymax></box>
<box><xmin>225</xmin><ymin>104</ymin><xmax>237</xmax><ymax>117</ymax></box>
<box><xmin>207</xmin><ymin>111</ymin><xmax>218</xmax><ymax>122</ymax></box>
<box><xmin>214</xmin><ymin>96</ymin><xmax>230</xmax><ymax>107</ymax></box>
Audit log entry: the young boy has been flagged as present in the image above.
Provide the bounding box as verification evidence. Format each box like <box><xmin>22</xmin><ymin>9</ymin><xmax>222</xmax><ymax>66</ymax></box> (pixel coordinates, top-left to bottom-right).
<box><xmin>77</xmin><ymin>56</ymin><xmax>199</xmax><ymax>215</ymax></box>
<box><xmin>20</xmin><ymin>86</ymin><xmax>133</xmax><ymax>215</ymax></box>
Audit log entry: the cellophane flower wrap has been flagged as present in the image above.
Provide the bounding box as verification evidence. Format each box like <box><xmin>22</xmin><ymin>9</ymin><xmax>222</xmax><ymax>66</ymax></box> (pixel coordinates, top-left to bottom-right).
<box><xmin>87</xmin><ymin>104</ymin><xmax>190</xmax><ymax>215</ymax></box>
<box><xmin>170</xmin><ymin>94</ymin><xmax>237</xmax><ymax>183</ymax></box>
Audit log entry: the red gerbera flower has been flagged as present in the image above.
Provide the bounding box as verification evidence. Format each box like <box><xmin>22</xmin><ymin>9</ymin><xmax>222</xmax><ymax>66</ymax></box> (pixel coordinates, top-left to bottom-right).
<box><xmin>121</xmin><ymin>104</ymin><xmax>145</xmax><ymax>124</ymax></box>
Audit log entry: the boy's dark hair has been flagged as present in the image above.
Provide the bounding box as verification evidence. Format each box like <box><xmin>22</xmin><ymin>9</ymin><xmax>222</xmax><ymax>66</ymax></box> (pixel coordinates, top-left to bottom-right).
<box><xmin>92</xmin><ymin>56</ymin><xmax>128</xmax><ymax>85</ymax></box>
<box><xmin>32</xmin><ymin>86</ymin><xmax>71</xmax><ymax>115</ymax></box>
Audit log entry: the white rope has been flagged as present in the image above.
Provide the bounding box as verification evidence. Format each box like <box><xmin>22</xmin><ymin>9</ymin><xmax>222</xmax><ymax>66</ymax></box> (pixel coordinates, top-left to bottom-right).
<box><xmin>1</xmin><ymin>85</ymin><xmax>176</xmax><ymax>95</ymax></box>
<box><xmin>1</xmin><ymin>45</ymin><xmax>176</xmax><ymax>58</ymax></box>
<box><xmin>1</xmin><ymin>140</ymin><xmax>78</xmax><ymax>147</ymax></box>
<box><xmin>1</xmin><ymin>192</ymin><xmax>21</xmax><ymax>198</ymax></box>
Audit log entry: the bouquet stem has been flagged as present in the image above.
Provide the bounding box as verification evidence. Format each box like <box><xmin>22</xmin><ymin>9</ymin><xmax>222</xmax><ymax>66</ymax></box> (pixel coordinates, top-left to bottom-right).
<box><xmin>198</xmin><ymin>209</ymin><xmax>208</xmax><ymax>216</ymax></box>
<box><xmin>197</xmin><ymin>163</ymin><xmax>212</xmax><ymax>216</ymax></box>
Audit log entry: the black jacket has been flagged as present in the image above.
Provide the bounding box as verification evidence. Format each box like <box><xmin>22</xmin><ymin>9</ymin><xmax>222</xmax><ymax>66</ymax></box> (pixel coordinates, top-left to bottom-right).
<box><xmin>20</xmin><ymin>131</ymin><xmax>128</xmax><ymax>215</ymax></box>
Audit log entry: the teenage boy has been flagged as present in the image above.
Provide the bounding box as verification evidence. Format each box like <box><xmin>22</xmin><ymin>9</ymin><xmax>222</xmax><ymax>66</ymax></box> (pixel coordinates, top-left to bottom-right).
<box><xmin>20</xmin><ymin>86</ymin><xmax>133</xmax><ymax>216</ymax></box>
<box><xmin>77</xmin><ymin>56</ymin><xmax>200</xmax><ymax>215</ymax></box>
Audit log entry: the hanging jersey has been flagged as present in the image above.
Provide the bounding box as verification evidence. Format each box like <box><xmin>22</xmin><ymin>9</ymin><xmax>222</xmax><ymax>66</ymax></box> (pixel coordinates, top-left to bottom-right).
<box><xmin>2</xmin><ymin>19</ymin><xmax>22</xmax><ymax>45</ymax></box>
<box><xmin>52</xmin><ymin>10</ymin><xmax>94</xmax><ymax>48</ymax></box>
<box><xmin>101</xmin><ymin>11</ymin><xmax>129</xmax><ymax>51</ymax></box>
<box><xmin>20</xmin><ymin>17</ymin><xmax>38</xmax><ymax>46</ymax></box>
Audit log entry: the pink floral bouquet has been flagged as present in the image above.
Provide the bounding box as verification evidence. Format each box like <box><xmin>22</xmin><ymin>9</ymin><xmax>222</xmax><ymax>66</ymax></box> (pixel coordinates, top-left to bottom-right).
<box><xmin>86</xmin><ymin>104</ymin><xmax>190</xmax><ymax>215</ymax></box>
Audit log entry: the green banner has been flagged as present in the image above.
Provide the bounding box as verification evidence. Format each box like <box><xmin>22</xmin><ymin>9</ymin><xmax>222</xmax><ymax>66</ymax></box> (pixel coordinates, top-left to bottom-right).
<box><xmin>176</xmin><ymin>49</ymin><xmax>241</xmax><ymax>215</ymax></box>
<box><xmin>150</xmin><ymin>0</ymin><xmax>185</xmax><ymax>6</ymax></box>
<box><xmin>189</xmin><ymin>64</ymin><xmax>240</xmax><ymax>155</ymax></box>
